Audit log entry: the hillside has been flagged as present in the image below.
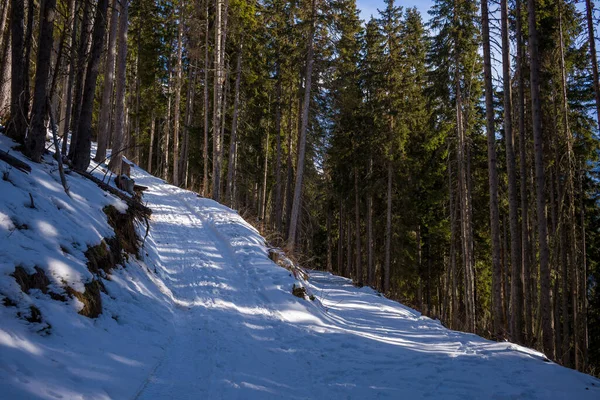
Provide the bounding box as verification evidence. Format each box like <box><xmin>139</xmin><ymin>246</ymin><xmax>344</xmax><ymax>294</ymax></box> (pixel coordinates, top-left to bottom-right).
<box><xmin>0</xmin><ymin>134</ymin><xmax>599</xmax><ymax>399</ymax></box>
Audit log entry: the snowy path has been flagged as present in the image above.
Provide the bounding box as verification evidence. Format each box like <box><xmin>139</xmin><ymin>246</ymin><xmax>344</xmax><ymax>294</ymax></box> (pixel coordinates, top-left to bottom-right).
<box><xmin>130</xmin><ymin>173</ymin><xmax>599</xmax><ymax>400</ymax></box>
<box><xmin>1</xmin><ymin>135</ymin><xmax>597</xmax><ymax>399</ymax></box>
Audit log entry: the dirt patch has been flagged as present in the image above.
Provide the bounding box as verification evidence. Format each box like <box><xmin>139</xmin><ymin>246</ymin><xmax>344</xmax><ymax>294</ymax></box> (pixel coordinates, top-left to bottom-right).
<box><xmin>85</xmin><ymin>238</ymin><xmax>122</xmax><ymax>275</ymax></box>
<box><xmin>292</xmin><ymin>284</ymin><xmax>307</xmax><ymax>299</ymax></box>
<box><xmin>12</xmin><ymin>266</ymin><xmax>50</xmax><ymax>294</ymax></box>
<box><xmin>66</xmin><ymin>280</ymin><xmax>105</xmax><ymax>318</ymax></box>
<box><xmin>104</xmin><ymin>205</ymin><xmax>140</xmax><ymax>257</ymax></box>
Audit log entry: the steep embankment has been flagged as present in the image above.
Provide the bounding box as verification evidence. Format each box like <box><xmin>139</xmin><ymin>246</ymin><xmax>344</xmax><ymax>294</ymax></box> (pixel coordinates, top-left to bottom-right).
<box><xmin>1</xmin><ymin>134</ymin><xmax>598</xmax><ymax>399</ymax></box>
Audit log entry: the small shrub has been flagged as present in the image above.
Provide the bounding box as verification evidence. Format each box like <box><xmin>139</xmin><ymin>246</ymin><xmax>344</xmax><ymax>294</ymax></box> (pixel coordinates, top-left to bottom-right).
<box><xmin>292</xmin><ymin>284</ymin><xmax>307</xmax><ymax>299</ymax></box>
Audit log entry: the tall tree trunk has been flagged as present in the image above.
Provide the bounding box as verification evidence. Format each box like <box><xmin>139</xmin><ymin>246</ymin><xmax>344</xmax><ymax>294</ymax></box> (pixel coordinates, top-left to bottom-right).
<box><xmin>26</xmin><ymin>0</ymin><xmax>58</xmax><ymax>162</ymax></box>
<box><xmin>384</xmin><ymin>155</ymin><xmax>392</xmax><ymax>293</ymax></box>
<box><xmin>7</xmin><ymin>0</ymin><xmax>26</xmax><ymax>142</ymax></box>
<box><xmin>528</xmin><ymin>0</ymin><xmax>554</xmax><ymax>359</ymax></box>
<box><xmin>326</xmin><ymin>205</ymin><xmax>333</xmax><ymax>272</ymax></box>
<box><xmin>286</xmin><ymin>0</ymin><xmax>317</xmax><ymax>251</ymax></box>
<box><xmin>558</xmin><ymin>1</ymin><xmax>579</xmax><ymax>368</ymax></box>
<box><xmin>273</xmin><ymin>62</ymin><xmax>283</xmax><ymax>231</ymax></box>
<box><xmin>516</xmin><ymin>0</ymin><xmax>533</xmax><ymax>343</ymax></box>
<box><xmin>212</xmin><ymin>0</ymin><xmax>224</xmax><ymax>201</ymax></box>
<box><xmin>163</xmin><ymin>70</ymin><xmax>172</xmax><ymax>179</ymax></box>
<box><xmin>482</xmin><ymin>0</ymin><xmax>503</xmax><ymax>340</ymax></box>
<box><xmin>95</xmin><ymin>0</ymin><xmax>118</xmax><ymax>162</ymax></box>
<box><xmin>338</xmin><ymin>200</ymin><xmax>344</xmax><ymax>275</ymax></box>
<box><xmin>585</xmin><ymin>0</ymin><xmax>600</xmax><ymax>131</ymax></box>
<box><xmin>172</xmin><ymin>11</ymin><xmax>184</xmax><ymax>186</ymax></box>
<box><xmin>108</xmin><ymin>0</ymin><xmax>129</xmax><ymax>174</ymax></box>
<box><xmin>61</xmin><ymin>0</ymin><xmax>79</xmax><ymax>155</ymax></box>
<box><xmin>23</xmin><ymin>0</ymin><xmax>35</xmax><ymax>121</ymax></box>
<box><xmin>0</xmin><ymin>0</ymin><xmax>8</xmax><ymax>57</ymax></box>
<box><xmin>226</xmin><ymin>44</ymin><xmax>242</xmax><ymax>204</ymax></box>
<box><xmin>72</xmin><ymin>0</ymin><xmax>109</xmax><ymax>171</ymax></box>
<box><xmin>501</xmin><ymin>0</ymin><xmax>523</xmax><ymax>343</ymax></box>
<box><xmin>261</xmin><ymin>129</ymin><xmax>270</xmax><ymax>221</ymax></box>
<box><xmin>367</xmin><ymin>157</ymin><xmax>374</xmax><ymax>287</ymax></box>
<box><xmin>182</xmin><ymin>63</ymin><xmax>196</xmax><ymax>187</ymax></box>
<box><xmin>0</xmin><ymin>5</ymin><xmax>11</xmax><ymax>121</ymax></box>
<box><xmin>148</xmin><ymin>112</ymin><xmax>155</xmax><ymax>173</ymax></box>
<box><xmin>68</xmin><ymin>0</ymin><xmax>92</xmax><ymax>158</ymax></box>
<box><xmin>354</xmin><ymin>168</ymin><xmax>362</xmax><ymax>286</ymax></box>
<box><xmin>202</xmin><ymin>0</ymin><xmax>210</xmax><ymax>196</ymax></box>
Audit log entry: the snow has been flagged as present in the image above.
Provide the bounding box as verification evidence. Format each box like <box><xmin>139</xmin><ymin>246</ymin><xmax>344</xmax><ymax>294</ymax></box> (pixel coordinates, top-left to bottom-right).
<box><xmin>1</xmin><ymin>134</ymin><xmax>599</xmax><ymax>399</ymax></box>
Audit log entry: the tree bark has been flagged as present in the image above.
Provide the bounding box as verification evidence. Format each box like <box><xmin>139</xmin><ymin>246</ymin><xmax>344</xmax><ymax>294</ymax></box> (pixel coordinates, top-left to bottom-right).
<box><xmin>273</xmin><ymin>62</ymin><xmax>283</xmax><ymax>231</ymax></box>
<box><xmin>367</xmin><ymin>157</ymin><xmax>374</xmax><ymax>287</ymax></box>
<box><xmin>384</xmin><ymin>156</ymin><xmax>392</xmax><ymax>293</ymax></box>
<box><xmin>148</xmin><ymin>112</ymin><xmax>155</xmax><ymax>173</ymax></box>
<box><xmin>172</xmin><ymin>10</ymin><xmax>184</xmax><ymax>186</ymax></box>
<box><xmin>212</xmin><ymin>0</ymin><xmax>224</xmax><ymax>201</ymax></box>
<box><xmin>108</xmin><ymin>0</ymin><xmax>129</xmax><ymax>174</ymax></box>
<box><xmin>585</xmin><ymin>0</ymin><xmax>600</xmax><ymax>131</ymax></box>
<box><xmin>68</xmin><ymin>0</ymin><xmax>92</xmax><ymax>158</ymax></box>
<box><xmin>501</xmin><ymin>0</ymin><xmax>523</xmax><ymax>343</ymax></box>
<box><xmin>202</xmin><ymin>0</ymin><xmax>210</xmax><ymax>196</ymax></box>
<box><xmin>26</xmin><ymin>0</ymin><xmax>58</xmax><ymax>162</ymax></box>
<box><xmin>528</xmin><ymin>0</ymin><xmax>554</xmax><ymax>359</ymax></box>
<box><xmin>226</xmin><ymin>44</ymin><xmax>242</xmax><ymax>204</ymax></box>
<box><xmin>7</xmin><ymin>0</ymin><xmax>26</xmax><ymax>143</ymax></box>
<box><xmin>354</xmin><ymin>168</ymin><xmax>362</xmax><ymax>286</ymax></box>
<box><xmin>515</xmin><ymin>0</ymin><xmax>533</xmax><ymax>343</ymax></box>
<box><xmin>61</xmin><ymin>0</ymin><xmax>79</xmax><ymax>155</ymax></box>
<box><xmin>286</xmin><ymin>0</ymin><xmax>317</xmax><ymax>251</ymax></box>
<box><xmin>482</xmin><ymin>0</ymin><xmax>503</xmax><ymax>340</ymax></box>
<box><xmin>72</xmin><ymin>0</ymin><xmax>109</xmax><ymax>171</ymax></box>
<box><xmin>95</xmin><ymin>0</ymin><xmax>118</xmax><ymax>162</ymax></box>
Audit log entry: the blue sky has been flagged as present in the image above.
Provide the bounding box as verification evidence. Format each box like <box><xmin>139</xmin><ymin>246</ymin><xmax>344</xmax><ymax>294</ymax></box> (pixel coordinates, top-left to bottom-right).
<box><xmin>356</xmin><ymin>0</ymin><xmax>433</xmax><ymax>21</ymax></box>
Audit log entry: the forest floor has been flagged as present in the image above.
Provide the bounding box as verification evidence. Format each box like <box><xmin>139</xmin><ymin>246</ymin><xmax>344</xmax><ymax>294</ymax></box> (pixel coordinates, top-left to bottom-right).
<box><xmin>1</xmin><ymin>133</ymin><xmax>599</xmax><ymax>399</ymax></box>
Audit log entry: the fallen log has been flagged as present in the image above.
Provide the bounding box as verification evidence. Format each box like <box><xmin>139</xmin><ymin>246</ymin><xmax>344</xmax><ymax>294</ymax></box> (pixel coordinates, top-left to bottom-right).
<box><xmin>0</xmin><ymin>149</ymin><xmax>32</xmax><ymax>174</ymax></box>
<box><xmin>73</xmin><ymin>169</ymin><xmax>152</xmax><ymax>217</ymax></box>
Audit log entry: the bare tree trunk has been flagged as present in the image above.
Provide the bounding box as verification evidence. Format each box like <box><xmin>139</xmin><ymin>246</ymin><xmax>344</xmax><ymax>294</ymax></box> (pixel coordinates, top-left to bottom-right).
<box><xmin>0</xmin><ymin>0</ymin><xmax>8</xmax><ymax>57</ymax></box>
<box><xmin>261</xmin><ymin>129</ymin><xmax>269</xmax><ymax>221</ymax></box>
<box><xmin>172</xmin><ymin>11</ymin><xmax>184</xmax><ymax>186</ymax></box>
<box><xmin>528</xmin><ymin>0</ymin><xmax>554</xmax><ymax>360</ymax></box>
<box><xmin>585</xmin><ymin>0</ymin><xmax>600</xmax><ymax>131</ymax></box>
<box><xmin>108</xmin><ymin>0</ymin><xmax>129</xmax><ymax>174</ymax></box>
<box><xmin>23</xmin><ymin>0</ymin><xmax>34</xmax><ymax>121</ymax></box>
<box><xmin>7</xmin><ymin>0</ymin><xmax>26</xmax><ymax>142</ymax></box>
<box><xmin>182</xmin><ymin>63</ymin><xmax>196</xmax><ymax>187</ymax></box>
<box><xmin>212</xmin><ymin>0</ymin><xmax>224</xmax><ymax>201</ymax></box>
<box><xmin>384</xmin><ymin>155</ymin><xmax>392</xmax><ymax>293</ymax></box>
<box><xmin>327</xmin><ymin>206</ymin><xmax>333</xmax><ymax>272</ymax></box>
<box><xmin>68</xmin><ymin>0</ymin><xmax>92</xmax><ymax>158</ymax></box>
<box><xmin>501</xmin><ymin>0</ymin><xmax>523</xmax><ymax>343</ymax></box>
<box><xmin>338</xmin><ymin>200</ymin><xmax>344</xmax><ymax>275</ymax></box>
<box><xmin>71</xmin><ymin>0</ymin><xmax>109</xmax><ymax>171</ymax></box>
<box><xmin>226</xmin><ymin>45</ymin><xmax>242</xmax><ymax>204</ymax></box>
<box><xmin>482</xmin><ymin>0</ymin><xmax>503</xmax><ymax>340</ymax></box>
<box><xmin>273</xmin><ymin>63</ymin><xmax>283</xmax><ymax>231</ymax></box>
<box><xmin>286</xmin><ymin>0</ymin><xmax>317</xmax><ymax>252</ymax></box>
<box><xmin>558</xmin><ymin>2</ymin><xmax>579</xmax><ymax>368</ymax></box>
<box><xmin>61</xmin><ymin>0</ymin><xmax>79</xmax><ymax>155</ymax></box>
<box><xmin>515</xmin><ymin>0</ymin><xmax>532</xmax><ymax>343</ymax></box>
<box><xmin>148</xmin><ymin>112</ymin><xmax>155</xmax><ymax>173</ymax></box>
<box><xmin>95</xmin><ymin>0</ymin><xmax>118</xmax><ymax>162</ymax></box>
<box><xmin>346</xmin><ymin>216</ymin><xmax>352</xmax><ymax>278</ymax></box>
<box><xmin>26</xmin><ymin>0</ymin><xmax>58</xmax><ymax>162</ymax></box>
<box><xmin>0</xmin><ymin>8</ymin><xmax>11</xmax><ymax>120</ymax></box>
<box><xmin>163</xmin><ymin>70</ymin><xmax>172</xmax><ymax>180</ymax></box>
<box><xmin>202</xmin><ymin>0</ymin><xmax>210</xmax><ymax>196</ymax></box>
<box><xmin>367</xmin><ymin>157</ymin><xmax>374</xmax><ymax>287</ymax></box>
<box><xmin>354</xmin><ymin>168</ymin><xmax>362</xmax><ymax>286</ymax></box>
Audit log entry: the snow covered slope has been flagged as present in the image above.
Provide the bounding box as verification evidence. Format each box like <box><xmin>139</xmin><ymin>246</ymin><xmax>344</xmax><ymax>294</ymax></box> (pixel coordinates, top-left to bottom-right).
<box><xmin>1</xmin><ymin>134</ymin><xmax>599</xmax><ymax>399</ymax></box>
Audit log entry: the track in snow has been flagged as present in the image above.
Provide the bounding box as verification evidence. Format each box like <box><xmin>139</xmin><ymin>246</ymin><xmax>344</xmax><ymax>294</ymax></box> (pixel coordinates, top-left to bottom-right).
<box><xmin>129</xmin><ymin>171</ymin><xmax>599</xmax><ymax>400</ymax></box>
